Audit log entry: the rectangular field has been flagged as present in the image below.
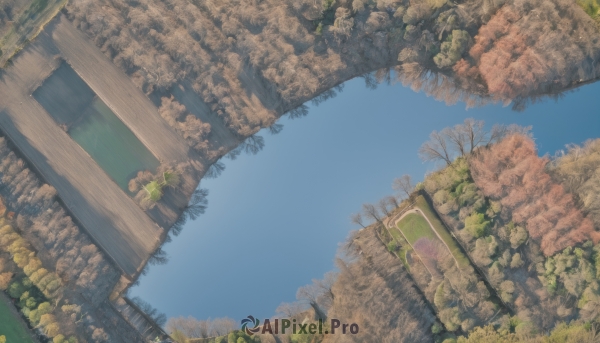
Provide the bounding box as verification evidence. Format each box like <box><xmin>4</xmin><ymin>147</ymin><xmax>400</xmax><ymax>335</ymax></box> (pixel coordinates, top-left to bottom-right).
<box><xmin>0</xmin><ymin>14</ymin><xmax>194</xmax><ymax>277</ymax></box>
<box><xmin>414</xmin><ymin>195</ymin><xmax>470</xmax><ymax>268</ymax></box>
<box><xmin>396</xmin><ymin>212</ymin><xmax>437</xmax><ymax>244</ymax></box>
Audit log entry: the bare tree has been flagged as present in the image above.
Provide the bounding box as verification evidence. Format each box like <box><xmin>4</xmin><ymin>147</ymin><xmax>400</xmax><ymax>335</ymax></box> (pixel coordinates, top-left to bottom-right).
<box><xmin>442</xmin><ymin>126</ymin><xmax>467</xmax><ymax>157</ymax></box>
<box><xmin>209</xmin><ymin>317</ymin><xmax>237</xmax><ymax>337</ymax></box>
<box><xmin>462</xmin><ymin>118</ymin><xmax>486</xmax><ymax>153</ymax></box>
<box><xmin>350</xmin><ymin>213</ymin><xmax>366</xmax><ymax>228</ymax></box>
<box><xmin>314</xmin><ymin>271</ymin><xmax>338</xmax><ymax>309</ymax></box>
<box><xmin>297</xmin><ymin>285</ymin><xmax>327</xmax><ymax>320</ymax></box>
<box><xmin>488</xmin><ymin>124</ymin><xmax>507</xmax><ymax>145</ymax></box>
<box><xmin>487</xmin><ymin>123</ymin><xmax>532</xmax><ymax>146</ymax></box>
<box><xmin>378</xmin><ymin>198</ymin><xmax>392</xmax><ymax>217</ymax></box>
<box><xmin>393</xmin><ymin>174</ymin><xmax>414</xmax><ymax>199</ymax></box>
<box><xmin>362</xmin><ymin>203</ymin><xmax>383</xmax><ymax>224</ymax></box>
<box><xmin>166</xmin><ymin>317</ymin><xmax>209</xmax><ymax>338</ymax></box>
<box><xmin>276</xmin><ymin>302</ymin><xmax>308</xmax><ymax>318</ymax></box>
<box><xmin>419</xmin><ymin>130</ymin><xmax>452</xmax><ymax>165</ymax></box>
<box><xmin>384</xmin><ymin>195</ymin><xmax>400</xmax><ymax>209</ymax></box>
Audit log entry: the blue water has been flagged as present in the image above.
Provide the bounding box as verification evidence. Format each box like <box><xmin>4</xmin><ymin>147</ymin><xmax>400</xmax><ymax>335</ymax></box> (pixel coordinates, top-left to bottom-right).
<box><xmin>131</xmin><ymin>78</ymin><xmax>600</xmax><ymax>323</ymax></box>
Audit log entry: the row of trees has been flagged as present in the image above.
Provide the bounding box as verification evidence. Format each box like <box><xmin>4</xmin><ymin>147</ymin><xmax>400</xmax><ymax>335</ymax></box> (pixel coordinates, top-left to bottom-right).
<box><xmin>166</xmin><ymin>316</ymin><xmax>238</xmax><ymax>340</ymax></box>
<box><xmin>0</xmin><ymin>224</ymin><xmax>62</xmax><ymax>298</ymax></box>
<box><xmin>0</xmin><ymin>136</ymin><xmax>143</xmax><ymax>342</ymax></box>
<box><xmin>0</xmin><ymin>226</ymin><xmax>75</xmax><ymax>342</ymax></box>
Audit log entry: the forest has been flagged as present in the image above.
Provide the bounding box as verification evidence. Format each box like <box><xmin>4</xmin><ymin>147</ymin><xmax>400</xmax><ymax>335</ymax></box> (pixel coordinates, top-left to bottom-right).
<box><xmin>1</xmin><ymin>0</ymin><xmax>600</xmax><ymax>341</ymax></box>
<box><xmin>61</xmin><ymin>0</ymin><xmax>600</xmax><ymax>171</ymax></box>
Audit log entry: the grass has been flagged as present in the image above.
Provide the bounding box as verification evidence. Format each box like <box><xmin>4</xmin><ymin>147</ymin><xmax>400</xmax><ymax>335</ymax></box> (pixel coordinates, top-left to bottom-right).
<box><xmin>396</xmin><ymin>213</ymin><xmax>437</xmax><ymax>244</ymax></box>
<box><xmin>414</xmin><ymin>195</ymin><xmax>471</xmax><ymax>268</ymax></box>
<box><xmin>577</xmin><ymin>0</ymin><xmax>600</xmax><ymax>20</ymax></box>
<box><xmin>386</xmin><ymin>225</ymin><xmax>413</xmax><ymax>270</ymax></box>
<box><xmin>0</xmin><ymin>295</ymin><xmax>35</xmax><ymax>343</ymax></box>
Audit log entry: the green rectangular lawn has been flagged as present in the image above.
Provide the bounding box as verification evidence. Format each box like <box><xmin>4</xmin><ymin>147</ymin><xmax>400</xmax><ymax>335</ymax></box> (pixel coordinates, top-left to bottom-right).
<box><xmin>0</xmin><ymin>295</ymin><xmax>35</xmax><ymax>343</ymax></box>
<box><xmin>415</xmin><ymin>195</ymin><xmax>470</xmax><ymax>267</ymax></box>
<box><xmin>395</xmin><ymin>212</ymin><xmax>437</xmax><ymax>244</ymax></box>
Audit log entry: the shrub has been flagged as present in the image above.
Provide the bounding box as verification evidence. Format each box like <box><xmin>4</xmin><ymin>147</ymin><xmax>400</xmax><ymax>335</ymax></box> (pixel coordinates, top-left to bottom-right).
<box><xmin>8</xmin><ymin>281</ymin><xmax>25</xmax><ymax>298</ymax></box>
<box><xmin>434</xmin><ymin>30</ymin><xmax>470</xmax><ymax>68</ymax></box>
<box><xmin>464</xmin><ymin>212</ymin><xmax>489</xmax><ymax>238</ymax></box>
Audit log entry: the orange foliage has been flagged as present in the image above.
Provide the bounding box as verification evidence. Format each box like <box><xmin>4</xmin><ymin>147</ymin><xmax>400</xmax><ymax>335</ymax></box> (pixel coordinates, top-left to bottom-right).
<box><xmin>470</xmin><ymin>134</ymin><xmax>599</xmax><ymax>256</ymax></box>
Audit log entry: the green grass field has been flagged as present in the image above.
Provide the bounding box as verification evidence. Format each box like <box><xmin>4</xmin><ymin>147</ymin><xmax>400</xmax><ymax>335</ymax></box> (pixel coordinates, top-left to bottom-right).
<box><xmin>396</xmin><ymin>213</ymin><xmax>437</xmax><ymax>244</ymax></box>
<box><xmin>577</xmin><ymin>0</ymin><xmax>600</xmax><ymax>20</ymax></box>
<box><xmin>0</xmin><ymin>295</ymin><xmax>35</xmax><ymax>343</ymax></box>
<box><xmin>415</xmin><ymin>195</ymin><xmax>470</xmax><ymax>268</ymax></box>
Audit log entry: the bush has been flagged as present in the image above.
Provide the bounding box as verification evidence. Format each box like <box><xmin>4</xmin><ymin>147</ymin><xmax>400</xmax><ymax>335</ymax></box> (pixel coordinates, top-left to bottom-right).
<box><xmin>434</xmin><ymin>30</ymin><xmax>470</xmax><ymax>68</ymax></box>
<box><xmin>8</xmin><ymin>281</ymin><xmax>25</xmax><ymax>298</ymax></box>
<box><xmin>387</xmin><ymin>241</ymin><xmax>398</xmax><ymax>252</ymax></box>
<box><xmin>464</xmin><ymin>212</ymin><xmax>490</xmax><ymax>238</ymax></box>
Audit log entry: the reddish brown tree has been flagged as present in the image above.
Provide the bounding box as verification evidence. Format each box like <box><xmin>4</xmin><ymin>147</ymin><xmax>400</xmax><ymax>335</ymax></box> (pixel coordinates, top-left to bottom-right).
<box><xmin>470</xmin><ymin>134</ymin><xmax>600</xmax><ymax>255</ymax></box>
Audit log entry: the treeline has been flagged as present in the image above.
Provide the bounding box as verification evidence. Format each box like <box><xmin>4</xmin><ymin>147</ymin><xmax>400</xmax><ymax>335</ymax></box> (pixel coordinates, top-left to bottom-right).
<box><xmin>322</xmin><ymin>228</ymin><xmax>436</xmax><ymax>342</ymax></box>
<box><xmin>550</xmin><ymin>139</ymin><xmax>600</xmax><ymax>230</ymax></box>
<box><xmin>158</xmin><ymin>96</ymin><xmax>212</xmax><ymax>157</ymax></box>
<box><xmin>64</xmin><ymin>0</ymin><xmax>600</xmax><ymax>142</ymax></box>
<box><xmin>420</xmin><ymin>121</ymin><xmax>600</xmax><ymax>334</ymax></box>
<box><xmin>0</xmin><ymin>217</ymin><xmax>74</xmax><ymax>341</ymax></box>
<box><xmin>0</xmin><ymin>137</ymin><xmax>144</xmax><ymax>342</ymax></box>
<box><xmin>456</xmin><ymin>322</ymin><xmax>599</xmax><ymax>343</ymax></box>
